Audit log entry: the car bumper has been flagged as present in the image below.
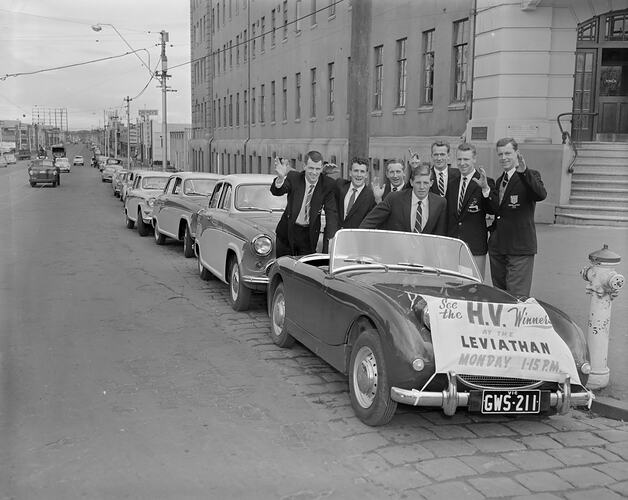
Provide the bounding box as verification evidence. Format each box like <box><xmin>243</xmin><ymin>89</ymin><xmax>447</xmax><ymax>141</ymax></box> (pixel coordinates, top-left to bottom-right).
<box><xmin>390</xmin><ymin>372</ymin><xmax>594</xmax><ymax>416</ymax></box>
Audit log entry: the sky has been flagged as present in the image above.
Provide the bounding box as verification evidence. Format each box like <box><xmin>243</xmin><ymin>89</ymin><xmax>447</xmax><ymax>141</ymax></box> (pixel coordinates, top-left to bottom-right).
<box><xmin>1</xmin><ymin>0</ymin><xmax>192</xmax><ymax>130</ymax></box>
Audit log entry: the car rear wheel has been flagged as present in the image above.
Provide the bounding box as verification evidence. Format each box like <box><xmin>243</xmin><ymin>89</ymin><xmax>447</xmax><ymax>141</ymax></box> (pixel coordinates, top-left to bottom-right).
<box><xmin>153</xmin><ymin>221</ymin><xmax>166</xmax><ymax>245</ymax></box>
<box><xmin>52</xmin><ymin>181</ymin><xmax>57</xmax><ymax>187</ymax></box>
<box><xmin>269</xmin><ymin>283</ymin><xmax>295</xmax><ymax>348</ymax></box>
<box><xmin>137</xmin><ymin>210</ymin><xmax>149</xmax><ymax>236</ymax></box>
<box><xmin>198</xmin><ymin>254</ymin><xmax>212</xmax><ymax>281</ymax></box>
<box><xmin>183</xmin><ymin>225</ymin><xmax>194</xmax><ymax>258</ymax></box>
<box><xmin>349</xmin><ymin>329</ymin><xmax>397</xmax><ymax>426</ymax></box>
<box><xmin>228</xmin><ymin>257</ymin><xmax>251</xmax><ymax>311</ymax></box>
<box><xmin>30</xmin><ymin>182</ymin><xmax>35</xmax><ymax>187</ymax></box>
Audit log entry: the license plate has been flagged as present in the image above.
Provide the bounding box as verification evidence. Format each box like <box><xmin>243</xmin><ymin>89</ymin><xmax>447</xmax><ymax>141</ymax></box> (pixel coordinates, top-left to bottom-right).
<box><xmin>481</xmin><ymin>390</ymin><xmax>540</xmax><ymax>414</ymax></box>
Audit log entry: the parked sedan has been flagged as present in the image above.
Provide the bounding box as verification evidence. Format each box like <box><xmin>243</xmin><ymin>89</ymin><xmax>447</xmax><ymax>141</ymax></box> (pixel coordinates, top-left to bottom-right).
<box><xmin>152</xmin><ymin>172</ymin><xmax>223</xmax><ymax>257</ymax></box>
<box><xmin>266</xmin><ymin>229</ymin><xmax>594</xmax><ymax>426</ymax></box>
<box><xmin>55</xmin><ymin>157</ymin><xmax>71</xmax><ymax>173</ymax></box>
<box><xmin>3</xmin><ymin>152</ymin><xmax>17</xmax><ymax>165</ymax></box>
<box><xmin>0</xmin><ymin>156</ymin><xmax>8</xmax><ymax>168</ymax></box>
<box><xmin>28</xmin><ymin>159</ymin><xmax>61</xmax><ymax>187</ymax></box>
<box><xmin>101</xmin><ymin>163</ymin><xmax>123</xmax><ymax>182</ymax></box>
<box><xmin>124</xmin><ymin>171</ymin><xmax>171</xmax><ymax>236</ymax></box>
<box><xmin>195</xmin><ymin>174</ymin><xmax>287</xmax><ymax>311</ymax></box>
<box><xmin>73</xmin><ymin>155</ymin><xmax>84</xmax><ymax>166</ymax></box>
<box><xmin>111</xmin><ymin>169</ymin><xmax>129</xmax><ymax>197</ymax></box>
<box><xmin>120</xmin><ymin>169</ymin><xmax>140</xmax><ymax>202</ymax></box>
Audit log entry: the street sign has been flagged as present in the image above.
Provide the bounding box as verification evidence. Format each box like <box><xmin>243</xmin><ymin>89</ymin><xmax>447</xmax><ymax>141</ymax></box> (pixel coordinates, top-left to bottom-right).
<box><xmin>138</xmin><ymin>109</ymin><xmax>158</xmax><ymax>117</ymax></box>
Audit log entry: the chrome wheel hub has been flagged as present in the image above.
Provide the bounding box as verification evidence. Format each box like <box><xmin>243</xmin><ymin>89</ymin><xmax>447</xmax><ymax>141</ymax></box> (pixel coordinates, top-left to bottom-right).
<box><xmin>230</xmin><ymin>264</ymin><xmax>240</xmax><ymax>299</ymax></box>
<box><xmin>272</xmin><ymin>293</ymin><xmax>285</xmax><ymax>336</ymax></box>
<box><xmin>353</xmin><ymin>346</ymin><xmax>377</xmax><ymax>408</ymax></box>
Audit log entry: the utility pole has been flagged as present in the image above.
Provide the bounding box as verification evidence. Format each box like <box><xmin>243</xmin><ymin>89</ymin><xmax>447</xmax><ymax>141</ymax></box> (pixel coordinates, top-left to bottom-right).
<box><xmin>124</xmin><ymin>96</ymin><xmax>131</xmax><ymax>168</ymax></box>
<box><xmin>158</xmin><ymin>30</ymin><xmax>170</xmax><ymax>171</ymax></box>
<box><xmin>113</xmin><ymin>114</ymin><xmax>118</xmax><ymax>158</ymax></box>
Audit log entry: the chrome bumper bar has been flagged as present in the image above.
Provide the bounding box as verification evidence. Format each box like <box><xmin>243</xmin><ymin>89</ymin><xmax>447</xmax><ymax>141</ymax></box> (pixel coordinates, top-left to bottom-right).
<box><xmin>390</xmin><ymin>372</ymin><xmax>594</xmax><ymax>416</ymax></box>
<box><xmin>242</xmin><ymin>275</ymin><xmax>269</xmax><ymax>285</ymax></box>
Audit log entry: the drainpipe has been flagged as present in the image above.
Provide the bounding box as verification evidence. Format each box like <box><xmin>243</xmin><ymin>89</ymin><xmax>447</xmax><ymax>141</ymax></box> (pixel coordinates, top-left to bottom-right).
<box><xmin>243</xmin><ymin>0</ymin><xmax>251</xmax><ymax>174</ymax></box>
<box><xmin>466</xmin><ymin>0</ymin><xmax>478</xmax><ymax>129</ymax></box>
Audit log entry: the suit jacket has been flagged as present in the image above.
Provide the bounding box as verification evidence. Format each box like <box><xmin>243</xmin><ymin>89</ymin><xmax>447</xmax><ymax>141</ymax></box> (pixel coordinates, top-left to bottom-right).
<box><xmin>335</xmin><ymin>179</ymin><xmax>376</xmax><ymax>229</ymax></box>
<box><xmin>270</xmin><ymin>170</ymin><xmax>339</xmax><ymax>253</ymax></box>
<box><xmin>486</xmin><ymin>168</ymin><xmax>547</xmax><ymax>255</ymax></box>
<box><xmin>447</xmin><ymin>171</ymin><xmax>495</xmax><ymax>255</ymax></box>
<box><xmin>381</xmin><ymin>180</ymin><xmax>411</xmax><ymax>201</ymax></box>
<box><xmin>430</xmin><ymin>166</ymin><xmax>460</xmax><ymax>201</ymax></box>
<box><xmin>359</xmin><ymin>190</ymin><xmax>447</xmax><ymax>236</ymax></box>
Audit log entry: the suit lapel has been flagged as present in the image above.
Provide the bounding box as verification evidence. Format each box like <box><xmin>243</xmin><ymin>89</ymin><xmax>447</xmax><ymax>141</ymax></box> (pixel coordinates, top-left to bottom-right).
<box><xmin>460</xmin><ymin>171</ymin><xmax>479</xmax><ymax>212</ymax></box>
<box><xmin>500</xmin><ymin>171</ymin><xmax>517</xmax><ymax>207</ymax></box>
<box><xmin>293</xmin><ymin>173</ymin><xmax>306</xmax><ymax>215</ymax></box>
<box><xmin>424</xmin><ymin>192</ymin><xmax>438</xmax><ymax>231</ymax></box>
<box><xmin>402</xmin><ymin>190</ymin><xmax>413</xmax><ymax>231</ymax></box>
<box><xmin>345</xmin><ymin>184</ymin><xmax>364</xmax><ymax>220</ymax></box>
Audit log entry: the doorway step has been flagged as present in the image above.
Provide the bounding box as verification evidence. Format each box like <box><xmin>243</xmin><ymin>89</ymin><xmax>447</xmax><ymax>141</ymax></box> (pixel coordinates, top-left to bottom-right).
<box><xmin>555</xmin><ymin>142</ymin><xmax>628</xmax><ymax>226</ymax></box>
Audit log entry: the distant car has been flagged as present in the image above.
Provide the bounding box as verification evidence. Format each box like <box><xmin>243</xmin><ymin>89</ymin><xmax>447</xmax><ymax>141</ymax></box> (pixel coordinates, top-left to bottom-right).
<box><xmin>195</xmin><ymin>174</ymin><xmax>286</xmax><ymax>311</ymax></box>
<box><xmin>55</xmin><ymin>157</ymin><xmax>71</xmax><ymax>173</ymax></box>
<box><xmin>0</xmin><ymin>156</ymin><xmax>7</xmax><ymax>168</ymax></box>
<box><xmin>101</xmin><ymin>163</ymin><xmax>123</xmax><ymax>182</ymax></box>
<box><xmin>3</xmin><ymin>153</ymin><xmax>17</xmax><ymax>165</ymax></box>
<box><xmin>120</xmin><ymin>170</ymin><xmax>140</xmax><ymax>202</ymax></box>
<box><xmin>152</xmin><ymin>172</ymin><xmax>223</xmax><ymax>257</ymax></box>
<box><xmin>17</xmin><ymin>150</ymin><xmax>32</xmax><ymax>160</ymax></box>
<box><xmin>111</xmin><ymin>169</ymin><xmax>129</xmax><ymax>197</ymax></box>
<box><xmin>73</xmin><ymin>155</ymin><xmax>84</xmax><ymax>166</ymax></box>
<box><xmin>124</xmin><ymin>171</ymin><xmax>171</xmax><ymax>236</ymax></box>
<box><xmin>28</xmin><ymin>158</ymin><xmax>61</xmax><ymax>187</ymax></box>
<box><xmin>266</xmin><ymin>229</ymin><xmax>594</xmax><ymax>426</ymax></box>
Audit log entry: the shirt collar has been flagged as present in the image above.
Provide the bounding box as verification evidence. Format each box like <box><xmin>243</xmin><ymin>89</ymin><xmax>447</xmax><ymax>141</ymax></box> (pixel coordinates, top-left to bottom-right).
<box><xmin>461</xmin><ymin>169</ymin><xmax>476</xmax><ymax>182</ymax></box>
<box><xmin>412</xmin><ymin>191</ymin><xmax>428</xmax><ymax>206</ymax></box>
<box><xmin>503</xmin><ymin>167</ymin><xmax>516</xmax><ymax>181</ymax></box>
<box><xmin>350</xmin><ymin>183</ymin><xmax>365</xmax><ymax>194</ymax></box>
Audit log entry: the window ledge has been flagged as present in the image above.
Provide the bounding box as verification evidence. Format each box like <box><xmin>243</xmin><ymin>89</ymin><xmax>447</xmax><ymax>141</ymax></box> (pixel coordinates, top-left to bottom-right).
<box><xmin>295</xmin><ymin>118</ymin><xmax>301</xmax><ymax>124</ymax></box>
<box><xmin>448</xmin><ymin>103</ymin><xmax>466</xmax><ymax>111</ymax></box>
<box><xmin>282</xmin><ymin>120</ymin><xmax>288</xmax><ymax>125</ymax></box>
<box><xmin>311</xmin><ymin>23</ymin><xmax>318</xmax><ymax>30</ymax></box>
<box><xmin>309</xmin><ymin>117</ymin><xmax>317</xmax><ymax>123</ymax></box>
<box><xmin>326</xmin><ymin>115</ymin><xmax>334</xmax><ymax>121</ymax></box>
<box><xmin>370</xmin><ymin>110</ymin><xmax>383</xmax><ymax>117</ymax></box>
<box><xmin>417</xmin><ymin>106</ymin><xmax>433</xmax><ymax>113</ymax></box>
<box><xmin>328</xmin><ymin>14</ymin><xmax>336</xmax><ymax>21</ymax></box>
<box><xmin>392</xmin><ymin>107</ymin><xmax>406</xmax><ymax>115</ymax></box>
<box><xmin>270</xmin><ymin>120</ymin><xmax>276</xmax><ymax>126</ymax></box>
<box><xmin>295</xmin><ymin>31</ymin><xmax>302</xmax><ymax>37</ymax></box>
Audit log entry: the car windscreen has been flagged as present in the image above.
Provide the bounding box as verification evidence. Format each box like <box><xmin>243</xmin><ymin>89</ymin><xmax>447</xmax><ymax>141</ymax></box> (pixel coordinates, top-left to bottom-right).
<box><xmin>183</xmin><ymin>178</ymin><xmax>217</xmax><ymax>196</ymax></box>
<box><xmin>329</xmin><ymin>229</ymin><xmax>480</xmax><ymax>279</ymax></box>
<box><xmin>141</xmin><ymin>177</ymin><xmax>169</xmax><ymax>190</ymax></box>
<box><xmin>234</xmin><ymin>184</ymin><xmax>286</xmax><ymax>211</ymax></box>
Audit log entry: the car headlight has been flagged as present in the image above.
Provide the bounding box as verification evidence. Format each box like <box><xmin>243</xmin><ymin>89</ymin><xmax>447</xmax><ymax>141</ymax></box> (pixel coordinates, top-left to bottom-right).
<box><xmin>580</xmin><ymin>362</ymin><xmax>591</xmax><ymax>375</ymax></box>
<box><xmin>252</xmin><ymin>235</ymin><xmax>272</xmax><ymax>256</ymax></box>
<box><xmin>413</xmin><ymin>297</ymin><xmax>431</xmax><ymax>330</ymax></box>
<box><xmin>147</xmin><ymin>198</ymin><xmax>155</xmax><ymax>208</ymax></box>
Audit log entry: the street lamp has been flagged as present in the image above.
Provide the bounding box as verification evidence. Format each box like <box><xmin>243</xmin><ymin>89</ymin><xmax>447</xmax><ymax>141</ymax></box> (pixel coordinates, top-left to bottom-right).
<box><xmin>91</xmin><ymin>23</ymin><xmax>153</xmax><ymax>76</ymax></box>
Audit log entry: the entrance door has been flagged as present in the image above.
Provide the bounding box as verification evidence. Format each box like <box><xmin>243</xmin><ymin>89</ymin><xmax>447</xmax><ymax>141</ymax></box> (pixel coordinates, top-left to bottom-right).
<box><xmin>598</xmin><ymin>47</ymin><xmax>628</xmax><ymax>141</ymax></box>
<box><xmin>573</xmin><ymin>49</ymin><xmax>597</xmax><ymax>142</ymax></box>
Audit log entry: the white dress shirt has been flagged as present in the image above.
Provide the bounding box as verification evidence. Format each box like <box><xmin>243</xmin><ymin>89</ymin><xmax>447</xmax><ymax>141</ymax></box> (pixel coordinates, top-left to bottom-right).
<box><xmin>295</xmin><ymin>179</ymin><xmax>317</xmax><ymax>226</ymax></box>
<box><xmin>344</xmin><ymin>183</ymin><xmax>365</xmax><ymax>215</ymax></box>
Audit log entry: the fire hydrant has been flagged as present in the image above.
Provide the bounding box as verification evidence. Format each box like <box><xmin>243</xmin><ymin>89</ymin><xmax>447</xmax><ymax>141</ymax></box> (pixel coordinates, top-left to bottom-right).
<box><xmin>581</xmin><ymin>245</ymin><xmax>625</xmax><ymax>390</ymax></box>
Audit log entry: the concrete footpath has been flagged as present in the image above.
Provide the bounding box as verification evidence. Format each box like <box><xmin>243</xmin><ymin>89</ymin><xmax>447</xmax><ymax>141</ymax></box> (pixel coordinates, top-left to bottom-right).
<box><xmin>499</xmin><ymin>224</ymin><xmax>628</xmax><ymax>419</ymax></box>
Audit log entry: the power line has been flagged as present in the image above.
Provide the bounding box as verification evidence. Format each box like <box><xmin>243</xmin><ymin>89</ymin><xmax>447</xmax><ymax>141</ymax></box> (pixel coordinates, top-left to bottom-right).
<box><xmin>0</xmin><ymin>49</ymin><xmax>151</xmax><ymax>81</ymax></box>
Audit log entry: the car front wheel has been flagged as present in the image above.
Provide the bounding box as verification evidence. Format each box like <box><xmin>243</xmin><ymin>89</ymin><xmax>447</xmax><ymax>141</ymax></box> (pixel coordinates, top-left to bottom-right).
<box><xmin>137</xmin><ymin>210</ymin><xmax>149</xmax><ymax>236</ymax></box>
<box><xmin>197</xmin><ymin>253</ymin><xmax>212</xmax><ymax>281</ymax></box>
<box><xmin>228</xmin><ymin>258</ymin><xmax>251</xmax><ymax>311</ymax></box>
<box><xmin>269</xmin><ymin>282</ymin><xmax>295</xmax><ymax>348</ymax></box>
<box><xmin>153</xmin><ymin>220</ymin><xmax>166</xmax><ymax>245</ymax></box>
<box><xmin>349</xmin><ymin>329</ymin><xmax>397</xmax><ymax>426</ymax></box>
<box><xmin>125</xmin><ymin>211</ymin><xmax>135</xmax><ymax>229</ymax></box>
<box><xmin>183</xmin><ymin>225</ymin><xmax>194</xmax><ymax>258</ymax></box>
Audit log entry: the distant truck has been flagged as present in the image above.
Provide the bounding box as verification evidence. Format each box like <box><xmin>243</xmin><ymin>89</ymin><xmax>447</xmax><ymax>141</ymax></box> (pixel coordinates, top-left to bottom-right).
<box><xmin>51</xmin><ymin>144</ymin><xmax>66</xmax><ymax>159</ymax></box>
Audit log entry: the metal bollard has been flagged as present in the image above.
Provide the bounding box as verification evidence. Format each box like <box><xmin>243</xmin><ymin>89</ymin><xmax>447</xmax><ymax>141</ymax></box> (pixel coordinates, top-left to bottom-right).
<box><xmin>580</xmin><ymin>245</ymin><xmax>625</xmax><ymax>390</ymax></box>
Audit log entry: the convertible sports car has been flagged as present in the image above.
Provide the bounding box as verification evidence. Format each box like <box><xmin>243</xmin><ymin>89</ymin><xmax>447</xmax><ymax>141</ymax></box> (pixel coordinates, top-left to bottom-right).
<box><xmin>267</xmin><ymin>229</ymin><xmax>593</xmax><ymax>426</ymax></box>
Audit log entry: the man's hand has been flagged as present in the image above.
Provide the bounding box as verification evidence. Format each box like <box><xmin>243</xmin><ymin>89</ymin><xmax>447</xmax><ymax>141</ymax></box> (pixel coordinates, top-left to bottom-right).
<box><xmin>371</xmin><ymin>178</ymin><xmax>385</xmax><ymax>202</ymax></box>
<box><xmin>515</xmin><ymin>151</ymin><xmax>527</xmax><ymax>173</ymax></box>
<box><xmin>473</xmin><ymin>167</ymin><xmax>490</xmax><ymax>191</ymax></box>
<box><xmin>274</xmin><ymin>157</ymin><xmax>291</xmax><ymax>180</ymax></box>
<box><xmin>408</xmin><ymin>149</ymin><xmax>420</xmax><ymax>168</ymax></box>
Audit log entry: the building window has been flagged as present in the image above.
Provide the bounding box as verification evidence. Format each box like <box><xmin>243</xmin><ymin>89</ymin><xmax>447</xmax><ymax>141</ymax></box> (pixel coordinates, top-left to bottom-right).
<box><xmin>311</xmin><ymin>0</ymin><xmax>317</xmax><ymax>26</ymax></box>
<box><xmin>295</xmin><ymin>0</ymin><xmax>302</xmax><ymax>33</ymax></box>
<box><xmin>236</xmin><ymin>92</ymin><xmax>240</xmax><ymax>126</ymax></box>
<box><xmin>213</xmin><ymin>100</ymin><xmax>217</xmax><ymax>127</ymax></box>
<box><xmin>271</xmin><ymin>80</ymin><xmax>276</xmax><ymax>122</ymax></box>
<box><xmin>373</xmin><ymin>45</ymin><xmax>383</xmax><ymax>111</ymax></box>
<box><xmin>260</xmin><ymin>84</ymin><xmax>265</xmax><ymax>123</ymax></box>
<box><xmin>236</xmin><ymin>34</ymin><xmax>240</xmax><ymax>64</ymax></box>
<box><xmin>327</xmin><ymin>62</ymin><xmax>334</xmax><ymax>116</ymax></box>
<box><xmin>244</xmin><ymin>29</ymin><xmax>248</xmax><ymax>62</ymax></box>
<box><xmin>252</xmin><ymin>21</ymin><xmax>256</xmax><ymax>58</ymax></box>
<box><xmin>217</xmin><ymin>3</ymin><xmax>220</xmax><ymax>30</ymax></box>
<box><xmin>229</xmin><ymin>0</ymin><xmax>232</xmax><ymax>18</ymax></box>
<box><xmin>295</xmin><ymin>72</ymin><xmax>302</xmax><ymax>119</ymax></box>
<box><xmin>251</xmin><ymin>87</ymin><xmax>256</xmax><ymax>124</ymax></box>
<box><xmin>223</xmin><ymin>97</ymin><xmax>227</xmax><ymax>128</ymax></box>
<box><xmin>223</xmin><ymin>0</ymin><xmax>226</xmax><ymax>24</ymax></box>
<box><xmin>328</xmin><ymin>0</ymin><xmax>335</xmax><ymax>17</ymax></box>
<box><xmin>229</xmin><ymin>40</ymin><xmax>233</xmax><ymax>68</ymax></box>
<box><xmin>605</xmin><ymin>12</ymin><xmax>628</xmax><ymax>41</ymax></box>
<box><xmin>261</xmin><ymin>16</ymin><xmax>266</xmax><ymax>51</ymax></box>
<box><xmin>310</xmin><ymin>67</ymin><xmax>317</xmax><ymax>118</ymax></box>
<box><xmin>422</xmin><ymin>29</ymin><xmax>435</xmax><ymax>105</ymax></box>
<box><xmin>244</xmin><ymin>90</ymin><xmax>248</xmax><ymax>124</ymax></box>
<box><xmin>223</xmin><ymin>44</ymin><xmax>226</xmax><ymax>71</ymax></box>
<box><xmin>217</xmin><ymin>98</ymin><xmax>221</xmax><ymax>127</ymax></box>
<box><xmin>212</xmin><ymin>7</ymin><xmax>216</xmax><ymax>33</ymax></box>
<box><xmin>229</xmin><ymin>94</ymin><xmax>233</xmax><ymax>126</ymax></box>
<box><xmin>453</xmin><ymin>18</ymin><xmax>469</xmax><ymax>103</ymax></box>
<box><xmin>282</xmin><ymin>76</ymin><xmax>288</xmax><ymax>121</ymax></box>
<box><xmin>578</xmin><ymin>18</ymin><xmax>598</xmax><ymax>41</ymax></box>
<box><xmin>396</xmin><ymin>38</ymin><xmax>407</xmax><ymax>108</ymax></box>
<box><xmin>271</xmin><ymin>9</ymin><xmax>276</xmax><ymax>46</ymax></box>
<box><xmin>283</xmin><ymin>1</ymin><xmax>288</xmax><ymax>39</ymax></box>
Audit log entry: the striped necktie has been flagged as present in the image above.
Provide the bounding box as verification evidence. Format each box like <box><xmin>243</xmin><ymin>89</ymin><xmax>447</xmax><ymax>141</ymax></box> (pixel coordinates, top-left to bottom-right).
<box><xmin>438</xmin><ymin>172</ymin><xmax>445</xmax><ymax>197</ymax></box>
<box><xmin>458</xmin><ymin>176</ymin><xmax>468</xmax><ymax>214</ymax></box>
<box><xmin>499</xmin><ymin>175</ymin><xmax>509</xmax><ymax>204</ymax></box>
<box><xmin>414</xmin><ymin>200</ymin><xmax>423</xmax><ymax>233</ymax></box>
<box><xmin>346</xmin><ymin>187</ymin><xmax>358</xmax><ymax>215</ymax></box>
<box><xmin>303</xmin><ymin>184</ymin><xmax>315</xmax><ymax>225</ymax></box>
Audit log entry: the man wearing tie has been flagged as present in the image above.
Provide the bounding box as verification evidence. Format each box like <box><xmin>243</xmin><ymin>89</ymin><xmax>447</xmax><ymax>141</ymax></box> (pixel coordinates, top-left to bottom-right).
<box><xmin>360</xmin><ymin>162</ymin><xmax>447</xmax><ymax>235</ymax></box>
<box><xmin>372</xmin><ymin>159</ymin><xmax>410</xmax><ymax>202</ymax></box>
<box><xmin>429</xmin><ymin>141</ymin><xmax>460</xmax><ymax>209</ymax></box>
<box><xmin>270</xmin><ymin>150</ymin><xmax>339</xmax><ymax>257</ymax></box>
<box><xmin>335</xmin><ymin>157</ymin><xmax>376</xmax><ymax>229</ymax></box>
<box><xmin>476</xmin><ymin>137</ymin><xmax>547</xmax><ymax>297</ymax></box>
<box><xmin>447</xmin><ymin>142</ymin><xmax>494</xmax><ymax>278</ymax></box>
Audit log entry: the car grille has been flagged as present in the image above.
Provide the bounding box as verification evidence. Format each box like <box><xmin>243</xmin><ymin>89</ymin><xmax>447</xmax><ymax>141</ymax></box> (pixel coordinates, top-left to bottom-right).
<box><xmin>457</xmin><ymin>374</ymin><xmax>542</xmax><ymax>390</ymax></box>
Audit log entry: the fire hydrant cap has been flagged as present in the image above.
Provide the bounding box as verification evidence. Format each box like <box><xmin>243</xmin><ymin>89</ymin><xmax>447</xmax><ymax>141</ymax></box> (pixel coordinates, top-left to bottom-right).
<box><xmin>589</xmin><ymin>244</ymin><xmax>621</xmax><ymax>264</ymax></box>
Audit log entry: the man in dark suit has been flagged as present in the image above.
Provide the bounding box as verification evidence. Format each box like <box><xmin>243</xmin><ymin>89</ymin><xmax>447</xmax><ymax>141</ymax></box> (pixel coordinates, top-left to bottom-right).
<box><xmin>476</xmin><ymin>137</ymin><xmax>547</xmax><ymax>297</ymax></box>
<box><xmin>270</xmin><ymin>150</ymin><xmax>339</xmax><ymax>257</ymax></box>
<box><xmin>372</xmin><ymin>159</ymin><xmax>411</xmax><ymax>202</ymax></box>
<box><xmin>447</xmin><ymin>142</ymin><xmax>495</xmax><ymax>279</ymax></box>
<box><xmin>335</xmin><ymin>157</ymin><xmax>376</xmax><ymax>229</ymax></box>
<box><xmin>430</xmin><ymin>140</ymin><xmax>460</xmax><ymax>210</ymax></box>
<box><xmin>360</xmin><ymin>162</ymin><xmax>447</xmax><ymax>235</ymax></box>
